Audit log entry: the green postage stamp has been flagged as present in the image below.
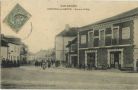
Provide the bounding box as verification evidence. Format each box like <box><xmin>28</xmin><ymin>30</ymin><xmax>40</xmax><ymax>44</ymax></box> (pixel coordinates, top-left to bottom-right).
<box><xmin>3</xmin><ymin>3</ymin><xmax>31</xmax><ymax>33</ymax></box>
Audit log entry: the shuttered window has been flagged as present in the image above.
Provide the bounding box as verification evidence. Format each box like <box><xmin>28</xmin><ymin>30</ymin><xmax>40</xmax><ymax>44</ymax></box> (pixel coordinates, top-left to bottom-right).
<box><xmin>122</xmin><ymin>27</ymin><xmax>130</xmax><ymax>39</ymax></box>
<box><xmin>112</xmin><ymin>26</ymin><xmax>119</xmax><ymax>45</ymax></box>
<box><xmin>80</xmin><ymin>35</ymin><xmax>86</xmax><ymax>44</ymax></box>
<box><xmin>94</xmin><ymin>30</ymin><xmax>99</xmax><ymax>36</ymax></box>
<box><xmin>99</xmin><ymin>30</ymin><xmax>105</xmax><ymax>46</ymax></box>
<box><xmin>88</xmin><ymin>31</ymin><xmax>93</xmax><ymax>42</ymax></box>
<box><xmin>105</xmin><ymin>36</ymin><xmax>112</xmax><ymax>46</ymax></box>
<box><xmin>88</xmin><ymin>31</ymin><xmax>94</xmax><ymax>47</ymax></box>
<box><xmin>94</xmin><ymin>38</ymin><xmax>99</xmax><ymax>47</ymax></box>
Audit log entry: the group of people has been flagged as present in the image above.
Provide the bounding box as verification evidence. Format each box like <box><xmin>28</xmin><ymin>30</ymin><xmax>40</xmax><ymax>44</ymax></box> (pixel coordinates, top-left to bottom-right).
<box><xmin>35</xmin><ymin>59</ymin><xmax>56</xmax><ymax>69</ymax></box>
<box><xmin>1</xmin><ymin>58</ymin><xmax>20</xmax><ymax>67</ymax></box>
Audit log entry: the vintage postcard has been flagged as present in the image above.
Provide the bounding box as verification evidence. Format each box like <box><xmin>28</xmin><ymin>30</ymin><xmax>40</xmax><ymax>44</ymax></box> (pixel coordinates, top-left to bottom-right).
<box><xmin>0</xmin><ymin>0</ymin><xmax>138</xmax><ymax>89</ymax></box>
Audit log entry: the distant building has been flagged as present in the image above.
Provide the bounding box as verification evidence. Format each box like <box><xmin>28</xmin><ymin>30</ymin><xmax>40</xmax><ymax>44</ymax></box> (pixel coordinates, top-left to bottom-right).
<box><xmin>27</xmin><ymin>52</ymin><xmax>35</xmax><ymax>61</ymax></box>
<box><xmin>55</xmin><ymin>25</ymin><xmax>78</xmax><ymax>65</ymax></box>
<box><xmin>34</xmin><ymin>48</ymin><xmax>55</xmax><ymax>61</ymax></box>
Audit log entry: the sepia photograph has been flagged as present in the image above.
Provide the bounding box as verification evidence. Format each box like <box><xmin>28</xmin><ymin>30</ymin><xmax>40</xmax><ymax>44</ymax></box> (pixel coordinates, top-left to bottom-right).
<box><xmin>0</xmin><ymin>0</ymin><xmax>138</xmax><ymax>89</ymax></box>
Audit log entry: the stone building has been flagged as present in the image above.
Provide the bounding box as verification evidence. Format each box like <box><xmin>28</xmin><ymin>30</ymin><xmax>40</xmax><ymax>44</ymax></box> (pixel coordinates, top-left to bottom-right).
<box><xmin>66</xmin><ymin>7</ymin><xmax>138</xmax><ymax>71</ymax></box>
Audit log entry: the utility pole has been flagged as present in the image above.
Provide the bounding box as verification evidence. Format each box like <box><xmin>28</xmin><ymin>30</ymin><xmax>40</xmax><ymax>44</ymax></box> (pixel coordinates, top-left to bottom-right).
<box><xmin>77</xmin><ymin>31</ymin><xmax>79</xmax><ymax>68</ymax></box>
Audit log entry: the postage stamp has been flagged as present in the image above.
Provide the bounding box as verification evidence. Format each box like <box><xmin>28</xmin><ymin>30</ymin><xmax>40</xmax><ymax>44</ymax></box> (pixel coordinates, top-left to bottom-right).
<box><xmin>3</xmin><ymin>3</ymin><xmax>31</xmax><ymax>33</ymax></box>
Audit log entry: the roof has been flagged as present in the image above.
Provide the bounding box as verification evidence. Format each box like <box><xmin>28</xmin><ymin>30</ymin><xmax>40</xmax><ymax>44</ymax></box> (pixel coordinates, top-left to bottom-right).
<box><xmin>1</xmin><ymin>34</ymin><xmax>22</xmax><ymax>45</ymax></box>
<box><xmin>81</xmin><ymin>7</ymin><xmax>138</xmax><ymax>29</ymax></box>
<box><xmin>5</xmin><ymin>37</ymin><xmax>22</xmax><ymax>45</ymax></box>
<box><xmin>57</xmin><ymin>27</ymin><xmax>78</xmax><ymax>37</ymax></box>
<box><xmin>66</xmin><ymin>37</ymin><xmax>77</xmax><ymax>47</ymax></box>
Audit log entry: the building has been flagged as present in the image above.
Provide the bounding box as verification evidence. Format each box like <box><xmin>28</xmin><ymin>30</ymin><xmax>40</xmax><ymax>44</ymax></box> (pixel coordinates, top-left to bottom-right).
<box><xmin>34</xmin><ymin>49</ymin><xmax>55</xmax><ymax>61</ymax></box>
<box><xmin>5</xmin><ymin>36</ymin><xmax>22</xmax><ymax>61</ymax></box>
<box><xmin>66</xmin><ymin>7</ymin><xmax>138</xmax><ymax>71</ymax></box>
<box><xmin>20</xmin><ymin>44</ymin><xmax>28</xmax><ymax>63</ymax></box>
<box><xmin>0</xmin><ymin>34</ymin><xmax>25</xmax><ymax>61</ymax></box>
<box><xmin>55</xmin><ymin>25</ymin><xmax>78</xmax><ymax>65</ymax></box>
<box><xmin>1</xmin><ymin>35</ymin><xmax>8</xmax><ymax>60</ymax></box>
<box><xmin>66</xmin><ymin>37</ymin><xmax>78</xmax><ymax>67</ymax></box>
<box><xmin>27</xmin><ymin>52</ymin><xmax>36</xmax><ymax>61</ymax></box>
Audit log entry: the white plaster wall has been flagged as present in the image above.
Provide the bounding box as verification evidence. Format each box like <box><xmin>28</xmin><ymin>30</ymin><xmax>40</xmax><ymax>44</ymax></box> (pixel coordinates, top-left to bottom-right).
<box><xmin>55</xmin><ymin>36</ymin><xmax>75</xmax><ymax>61</ymax></box>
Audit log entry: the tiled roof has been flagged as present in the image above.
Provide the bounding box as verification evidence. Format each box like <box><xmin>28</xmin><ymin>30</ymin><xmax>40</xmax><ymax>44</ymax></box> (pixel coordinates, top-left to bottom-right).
<box><xmin>81</xmin><ymin>7</ymin><xmax>138</xmax><ymax>28</ymax></box>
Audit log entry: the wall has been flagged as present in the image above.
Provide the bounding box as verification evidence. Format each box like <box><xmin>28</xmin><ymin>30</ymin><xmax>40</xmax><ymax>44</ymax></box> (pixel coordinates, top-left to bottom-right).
<box><xmin>133</xmin><ymin>17</ymin><xmax>138</xmax><ymax>71</ymax></box>
<box><xmin>134</xmin><ymin>18</ymin><xmax>138</xmax><ymax>58</ymax></box>
<box><xmin>113</xmin><ymin>20</ymin><xmax>133</xmax><ymax>45</ymax></box>
<box><xmin>1</xmin><ymin>46</ymin><xmax>8</xmax><ymax>60</ymax></box>
<box><xmin>79</xmin><ymin>50</ymin><xmax>85</xmax><ymax>65</ymax></box>
<box><xmin>55</xmin><ymin>36</ymin><xmax>75</xmax><ymax>61</ymax></box>
<box><xmin>97</xmin><ymin>48</ymin><xmax>108</xmax><ymax>67</ymax></box>
<box><xmin>8</xmin><ymin>43</ymin><xmax>21</xmax><ymax>61</ymax></box>
<box><xmin>123</xmin><ymin>46</ymin><xmax>133</xmax><ymax>67</ymax></box>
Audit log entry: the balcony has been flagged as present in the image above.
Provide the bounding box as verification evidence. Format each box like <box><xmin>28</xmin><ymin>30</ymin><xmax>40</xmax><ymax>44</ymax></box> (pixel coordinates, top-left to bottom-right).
<box><xmin>112</xmin><ymin>39</ymin><xmax>119</xmax><ymax>45</ymax></box>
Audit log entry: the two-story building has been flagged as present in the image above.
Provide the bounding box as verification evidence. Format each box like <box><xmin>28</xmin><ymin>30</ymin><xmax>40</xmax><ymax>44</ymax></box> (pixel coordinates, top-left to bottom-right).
<box><xmin>1</xmin><ymin>34</ymin><xmax>23</xmax><ymax>61</ymax></box>
<box><xmin>66</xmin><ymin>7</ymin><xmax>138</xmax><ymax>71</ymax></box>
<box><xmin>55</xmin><ymin>25</ymin><xmax>78</xmax><ymax>65</ymax></box>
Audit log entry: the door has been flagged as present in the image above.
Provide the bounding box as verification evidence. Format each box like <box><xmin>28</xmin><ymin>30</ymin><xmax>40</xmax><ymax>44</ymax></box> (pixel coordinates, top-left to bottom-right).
<box><xmin>71</xmin><ymin>56</ymin><xmax>77</xmax><ymax>67</ymax></box>
<box><xmin>110</xmin><ymin>51</ymin><xmax>121</xmax><ymax>69</ymax></box>
<box><xmin>87</xmin><ymin>52</ymin><xmax>95</xmax><ymax>67</ymax></box>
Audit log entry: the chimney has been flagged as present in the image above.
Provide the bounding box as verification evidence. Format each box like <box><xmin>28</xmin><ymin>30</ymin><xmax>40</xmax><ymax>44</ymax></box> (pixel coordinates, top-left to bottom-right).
<box><xmin>65</xmin><ymin>24</ymin><xmax>70</xmax><ymax>31</ymax></box>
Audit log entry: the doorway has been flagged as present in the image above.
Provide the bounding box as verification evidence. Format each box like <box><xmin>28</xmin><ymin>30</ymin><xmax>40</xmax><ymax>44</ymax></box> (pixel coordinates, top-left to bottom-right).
<box><xmin>71</xmin><ymin>56</ymin><xmax>77</xmax><ymax>67</ymax></box>
<box><xmin>110</xmin><ymin>51</ymin><xmax>121</xmax><ymax>69</ymax></box>
<box><xmin>87</xmin><ymin>52</ymin><xmax>96</xmax><ymax>67</ymax></box>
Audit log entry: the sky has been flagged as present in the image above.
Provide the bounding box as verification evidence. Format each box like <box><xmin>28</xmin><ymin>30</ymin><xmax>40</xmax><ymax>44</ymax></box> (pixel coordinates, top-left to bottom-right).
<box><xmin>1</xmin><ymin>0</ymin><xmax>138</xmax><ymax>53</ymax></box>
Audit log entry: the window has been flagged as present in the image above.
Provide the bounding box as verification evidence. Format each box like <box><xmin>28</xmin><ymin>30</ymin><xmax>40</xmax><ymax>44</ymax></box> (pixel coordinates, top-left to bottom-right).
<box><xmin>112</xmin><ymin>26</ymin><xmax>119</xmax><ymax>44</ymax></box>
<box><xmin>80</xmin><ymin>35</ymin><xmax>86</xmax><ymax>44</ymax></box>
<box><xmin>106</xmin><ymin>28</ymin><xmax>112</xmax><ymax>34</ymax></box>
<box><xmin>105</xmin><ymin>28</ymin><xmax>112</xmax><ymax>46</ymax></box>
<box><xmin>112</xmin><ymin>27</ymin><xmax>119</xmax><ymax>39</ymax></box>
<box><xmin>94</xmin><ymin>38</ymin><xmax>99</xmax><ymax>47</ymax></box>
<box><xmin>122</xmin><ymin>27</ymin><xmax>130</xmax><ymax>39</ymax></box>
<box><xmin>88</xmin><ymin>31</ymin><xmax>94</xmax><ymax>47</ymax></box>
<box><xmin>88</xmin><ymin>31</ymin><xmax>93</xmax><ymax>42</ymax></box>
<box><xmin>99</xmin><ymin>29</ymin><xmax>105</xmax><ymax>46</ymax></box>
<box><xmin>105</xmin><ymin>36</ymin><xmax>112</xmax><ymax>46</ymax></box>
<box><xmin>94</xmin><ymin>30</ymin><xmax>99</xmax><ymax>36</ymax></box>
